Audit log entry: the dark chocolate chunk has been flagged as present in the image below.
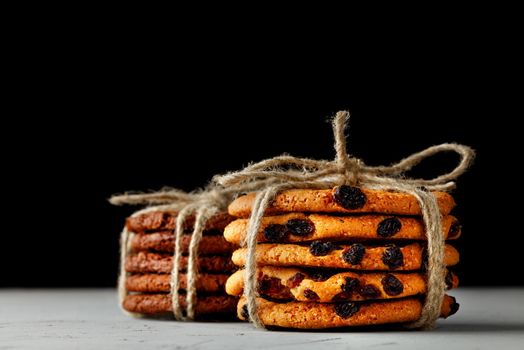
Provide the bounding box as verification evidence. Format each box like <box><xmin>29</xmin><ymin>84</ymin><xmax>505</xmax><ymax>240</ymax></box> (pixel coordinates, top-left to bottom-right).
<box><xmin>263</xmin><ymin>224</ymin><xmax>288</xmax><ymax>242</ymax></box>
<box><xmin>286</xmin><ymin>218</ymin><xmax>314</xmax><ymax>236</ymax></box>
<box><xmin>377</xmin><ymin>217</ymin><xmax>402</xmax><ymax>237</ymax></box>
<box><xmin>333</xmin><ymin>185</ymin><xmax>367</xmax><ymax>210</ymax></box>
<box><xmin>381</xmin><ymin>274</ymin><xmax>403</xmax><ymax>296</ymax></box>
<box><xmin>448</xmin><ymin>221</ymin><xmax>461</xmax><ymax>238</ymax></box>
<box><xmin>303</xmin><ymin>289</ymin><xmax>320</xmax><ymax>301</ymax></box>
<box><xmin>310</xmin><ymin>241</ymin><xmax>339</xmax><ymax>256</ymax></box>
<box><xmin>342</xmin><ymin>243</ymin><xmax>366</xmax><ymax>265</ymax></box>
<box><xmin>241</xmin><ymin>304</ymin><xmax>249</xmax><ymax>320</ymax></box>
<box><xmin>286</xmin><ymin>273</ymin><xmax>305</xmax><ymax>288</ymax></box>
<box><xmin>341</xmin><ymin>277</ymin><xmax>360</xmax><ymax>293</ymax></box>
<box><xmin>334</xmin><ymin>302</ymin><xmax>360</xmax><ymax>318</ymax></box>
<box><xmin>382</xmin><ymin>245</ymin><xmax>404</xmax><ymax>269</ymax></box>
<box><xmin>359</xmin><ymin>284</ymin><xmax>381</xmax><ymax>298</ymax></box>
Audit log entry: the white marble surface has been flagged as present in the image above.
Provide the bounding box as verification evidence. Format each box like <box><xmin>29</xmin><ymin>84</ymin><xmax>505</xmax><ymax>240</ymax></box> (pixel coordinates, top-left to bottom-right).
<box><xmin>0</xmin><ymin>288</ymin><xmax>523</xmax><ymax>349</ymax></box>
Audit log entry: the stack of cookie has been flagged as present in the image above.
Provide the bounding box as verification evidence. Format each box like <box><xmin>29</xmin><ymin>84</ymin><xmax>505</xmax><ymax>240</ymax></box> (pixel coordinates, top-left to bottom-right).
<box><xmin>122</xmin><ymin>211</ymin><xmax>239</xmax><ymax>317</ymax></box>
<box><xmin>224</xmin><ymin>186</ymin><xmax>461</xmax><ymax>329</ymax></box>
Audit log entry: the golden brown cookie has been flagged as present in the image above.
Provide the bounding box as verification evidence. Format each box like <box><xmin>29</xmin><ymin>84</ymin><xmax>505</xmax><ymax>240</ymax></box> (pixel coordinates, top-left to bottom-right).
<box><xmin>229</xmin><ymin>187</ymin><xmax>455</xmax><ymax>218</ymax></box>
<box><xmin>231</xmin><ymin>243</ymin><xmax>459</xmax><ymax>270</ymax></box>
<box><xmin>131</xmin><ymin>232</ymin><xmax>236</xmax><ymax>254</ymax></box>
<box><xmin>236</xmin><ymin>294</ymin><xmax>459</xmax><ymax>328</ymax></box>
<box><xmin>123</xmin><ymin>294</ymin><xmax>238</xmax><ymax>315</ymax></box>
<box><xmin>127</xmin><ymin>211</ymin><xmax>234</xmax><ymax>232</ymax></box>
<box><xmin>226</xmin><ymin>266</ymin><xmax>458</xmax><ymax>302</ymax></box>
<box><xmin>126</xmin><ymin>273</ymin><xmax>229</xmax><ymax>293</ymax></box>
<box><xmin>125</xmin><ymin>252</ymin><xmax>236</xmax><ymax>274</ymax></box>
<box><xmin>224</xmin><ymin>214</ymin><xmax>460</xmax><ymax>244</ymax></box>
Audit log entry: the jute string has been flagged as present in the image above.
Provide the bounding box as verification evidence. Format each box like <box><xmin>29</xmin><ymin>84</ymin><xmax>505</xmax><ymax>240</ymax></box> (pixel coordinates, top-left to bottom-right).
<box><xmin>213</xmin><ymin>111</ymin><xmax>474</xmax><ymax>330</ymax></box>
<box><xmin>111</xmin><ymin>188</ymin><xmax>229</xmax><ymax>320</ymax></box>
<box><xmin>110</xmin><ymin>184</ymin><xmax>274</xmax><ymax>320</ymax></box>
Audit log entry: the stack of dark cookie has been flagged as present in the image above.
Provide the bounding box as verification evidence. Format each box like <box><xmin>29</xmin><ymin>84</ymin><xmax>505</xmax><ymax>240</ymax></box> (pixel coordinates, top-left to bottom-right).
<box><xmin>122</xmin><ymin>211</ymin><xmax>239</xmax><ymax>317</ymax></box>
<box><xmin>224</xmin><ymin>185</ymin><xmax>461</xmax><ymax>329</ymax></box>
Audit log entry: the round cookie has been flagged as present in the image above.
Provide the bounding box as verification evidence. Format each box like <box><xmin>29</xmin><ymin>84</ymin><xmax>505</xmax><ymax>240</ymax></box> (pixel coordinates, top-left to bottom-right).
<box><xmin>131</xmin><ymin>232</ymin><xmax>236</xmax><ymax>254</ymax></box>
<box><xmin>125</xmin><ymin>252</ymin><xmax>236</xmax><ymax>274</ymax></box>
<box><xmin>126</xmin><ymin>211</ymin><xmax>234</xmax><ymax>232</ymax></box>
<box><xmin>224</xmin><ymin>214</ymin><xmax>460</xmax><ymax>244</ymax></box>
<box><xmin>231</xmin><ymin>243</ymin><xmax>459</xmax><ymax>270</ymax></box>
<box><xmin>126</xmin><ymin>273</ymin><xmax>229</xmax><ymax>293</ymax></box>
<box><xmin>229</xmin><ymin>186</ymin><xmax>455</xmax><ymax>218</ymax></box>
<box><xmin>123</xmin><ymin>294</ymin><xmax>238</xmax><ymax>315</ymax></box>
<box><xmin>226</xmin><ymin>266</ymin><xmax>458</xmax><ymax>302</ymax></box>
<box><xmin>236</xmin><ymin>294</ymin><xmax>459</xmax><ymax>328</ymax></box>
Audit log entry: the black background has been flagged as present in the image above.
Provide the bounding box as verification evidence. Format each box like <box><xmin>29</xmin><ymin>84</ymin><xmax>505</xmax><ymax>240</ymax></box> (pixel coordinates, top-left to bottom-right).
<box><xmin>2</xmin><ymin>23</ymin><xmax>522</xmax><ymax>287</ymax></box>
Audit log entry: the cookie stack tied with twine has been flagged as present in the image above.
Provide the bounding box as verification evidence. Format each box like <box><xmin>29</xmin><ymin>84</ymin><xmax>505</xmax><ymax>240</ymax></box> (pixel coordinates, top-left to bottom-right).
<box><xmin>217</xmin><ymin>111</ymin><xmax>474</xmax><ymax>330</ymax></box>
<box><xmin>110</xmin><ymin>188</ymin><xmax>244</xmax><ymax>319</ymax></box>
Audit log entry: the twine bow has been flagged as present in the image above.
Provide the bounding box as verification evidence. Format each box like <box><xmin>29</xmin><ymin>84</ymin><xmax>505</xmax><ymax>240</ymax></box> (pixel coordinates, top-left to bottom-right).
<box><xmin>214</xmin><ymin>111</ymin><xmax>474</xmax><ymax>329</ymax></box>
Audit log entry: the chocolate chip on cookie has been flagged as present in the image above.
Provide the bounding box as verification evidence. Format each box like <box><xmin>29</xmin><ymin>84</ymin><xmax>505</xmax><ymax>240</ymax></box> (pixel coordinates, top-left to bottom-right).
<box><xmin>381</xmin><ymin>274</ymin><xmax>403</xmax><ymax>296</ymax></box>
<box><xmin>286</xmin><ymin>218</ymin><xmax>315</xmax><ymax>236</ymax></box>
<box><xmin>303</xmin><ymin>289</ymin><xmax>320</xmax><ymax>301</ymax></box>
<box><xmin>263</xmin><ymin>224</ymin><xmax>289</xmax><ymax>242</ymax></box>
<box><xmin>310</xmin><ymin>241</ymin><xmax>340</xmax><ymax>256</ymax></box>
<box><xmin>341</xmin><ymin>277</ymin><xmax>360</xmax><ymax>293</ymax></box>
<box><xmin>377</xmin><ymin>217</ymin><xmax>402</xmax><ymax>238</ymax></box>
<box><xmin>382</xmin><ymin>245</ymin><xmax>404</xmax><ymax>269</ymax></box>
<box><xmin>333</xmin><ymin>185</ymin><xmax>367</xmax><ymax>209</ymax></box>
<box><xmin>342</xmin><ymin>243</ymin><xmax>366</xmax><ymax>265</ymax></box>
<box><xmin>359</xmin><ymin>284</ymin><xmax>381</xmax><ymax>298</ymax></box>
<box><xmin>334</xmin><ymin>302</ymin><xmax>360</xmax><ymax>319</ymax></box>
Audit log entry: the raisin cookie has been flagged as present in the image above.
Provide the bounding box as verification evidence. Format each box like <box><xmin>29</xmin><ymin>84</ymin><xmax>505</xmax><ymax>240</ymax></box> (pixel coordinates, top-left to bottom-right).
<box><xmin>226</xmin><ymin>266</ymin><xmax>458</xmax><ymax>302</ymax></box>
<box><xmin>231</xmin><ymin>243</ymin><xmax>459</xmax><ymax>270</ymax></box>
<box><xmin>224</xmin><ymin>213</ymin><xmax>460</xmax><ymax>244</ymax></box>
<box><xmin>123</xmin><ymin>294</ymin><xmax>238</xmax><ymax>315</ymax></box>
<box><xmin>127</xmin><ymin>211</ymin><xmax>234</xmax><ymax>232</ymax></box>
<box><xmin>131</xmin><ymin>232</ymin><xmax>236</xmax><ymax>254</ymax></box>
<box><xmin>126</xmin><ymin>273</ymin><xmax>229</xmax><ymax>293</ymax></box>
<box><xmin>125</xmin><ymin>252</ymin><xmax>236</xmax><ymax>274</ymax></box>
<box><xmin>236</xmin><ymin>294</ymin><xmax>459</xmax><ymax>328</ymax></box>
<box><xmin>229</xmin><ymin>186</ymin><xmax>455</xmax><ymax>218</ymax></box>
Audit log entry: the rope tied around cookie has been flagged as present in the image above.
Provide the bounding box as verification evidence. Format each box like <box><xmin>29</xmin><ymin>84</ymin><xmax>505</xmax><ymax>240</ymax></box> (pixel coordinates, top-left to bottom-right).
<box><xmin>111</xmin><ymin>186</ymin><xmax>240</xmax><ymax>320</ymax></box>
<box><xmin>214</xmin><ymin>111</ymin><xmax>475</xmax><ymax>330</ymax></box>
